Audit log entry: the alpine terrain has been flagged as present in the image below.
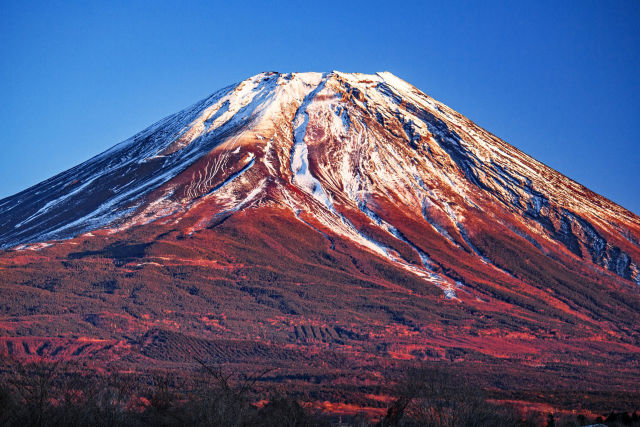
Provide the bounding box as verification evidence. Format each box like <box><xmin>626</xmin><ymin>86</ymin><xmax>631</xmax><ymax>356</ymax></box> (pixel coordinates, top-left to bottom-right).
<box><xmin>1</xmin><ymin>71</ymin><xmax>639</xmax><ymax>415</ymax></box>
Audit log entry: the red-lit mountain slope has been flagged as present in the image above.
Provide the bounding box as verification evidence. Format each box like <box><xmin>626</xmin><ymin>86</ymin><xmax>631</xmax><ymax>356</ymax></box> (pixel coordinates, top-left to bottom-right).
<box><xmin>1</xmin><ymin>72</ymin><xmax>639</xmax><ymax>412</ymax></box>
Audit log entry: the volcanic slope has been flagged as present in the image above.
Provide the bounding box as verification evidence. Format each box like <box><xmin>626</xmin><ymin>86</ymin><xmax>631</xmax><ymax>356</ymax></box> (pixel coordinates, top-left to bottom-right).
<box><xmin>1</xmin><ymin>71</ymin><xmax>639</xmax><ymax>413</ymax></box>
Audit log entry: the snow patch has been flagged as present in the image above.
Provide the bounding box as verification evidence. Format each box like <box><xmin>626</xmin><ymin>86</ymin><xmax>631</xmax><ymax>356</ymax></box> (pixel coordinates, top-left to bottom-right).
<box><xmin>290</xmin><ymin>74</ymin><xmax>333</xmax><ymax>210</ymax></box>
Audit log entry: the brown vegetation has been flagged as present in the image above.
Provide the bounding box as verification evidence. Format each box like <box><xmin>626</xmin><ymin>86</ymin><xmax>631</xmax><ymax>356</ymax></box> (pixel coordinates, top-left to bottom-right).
<box><xmin>1</xmin><ymin>357</ymin><xmax>638</xmax><ymax>426</ymax></box>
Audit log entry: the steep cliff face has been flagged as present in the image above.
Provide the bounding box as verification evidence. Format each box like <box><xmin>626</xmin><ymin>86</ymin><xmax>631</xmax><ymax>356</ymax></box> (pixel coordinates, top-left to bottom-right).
<box><xmin>1</xmin><ymin>72</ymin><xmax>639</xmax><ymax>411</ymax></box>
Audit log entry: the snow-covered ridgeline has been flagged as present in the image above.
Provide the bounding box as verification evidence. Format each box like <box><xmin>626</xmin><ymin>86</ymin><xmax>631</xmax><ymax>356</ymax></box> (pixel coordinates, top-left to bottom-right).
<box><xmin>0</xmin><ymin>73</ymin><xmax>280</xmax><ymax>248</ymax></box>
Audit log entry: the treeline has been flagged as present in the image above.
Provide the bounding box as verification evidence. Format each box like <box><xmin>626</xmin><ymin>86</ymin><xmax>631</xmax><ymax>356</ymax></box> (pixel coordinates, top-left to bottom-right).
<box><xmin>0</xmin><ymin>358</ymin><xmax>329</xmax><ymax>427</ymax></box>
<box><xmin>0</xmin><ymin>358</ymin><xmax>638</xmax><ymax>426</ymax></box>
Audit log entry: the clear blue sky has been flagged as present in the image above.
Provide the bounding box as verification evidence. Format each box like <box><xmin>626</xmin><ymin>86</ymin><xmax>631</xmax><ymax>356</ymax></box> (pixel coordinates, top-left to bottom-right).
<box><xmin>1</xmin><ymin>1</ymin><xmax>639</xmax><ymax>214</ymax></box>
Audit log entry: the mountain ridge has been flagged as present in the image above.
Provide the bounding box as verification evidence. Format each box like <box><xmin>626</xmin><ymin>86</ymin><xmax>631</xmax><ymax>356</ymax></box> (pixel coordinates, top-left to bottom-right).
<box><xmin>1</xmin><ymin>71</ymin><xmax>639</xmax><ymax>414</ymax></box>
<box><xmin>1</xmin><ymin>71</ymin><xmax>638</xmax><ymax>285</ymax></box>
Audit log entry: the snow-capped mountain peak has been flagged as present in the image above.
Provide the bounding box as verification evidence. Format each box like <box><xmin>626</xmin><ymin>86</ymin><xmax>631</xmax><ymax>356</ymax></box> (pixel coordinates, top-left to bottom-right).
<box><xmin>1</xmin><ymin>71</ymin><xmax>639</xmax><ymax>289</ymax></box>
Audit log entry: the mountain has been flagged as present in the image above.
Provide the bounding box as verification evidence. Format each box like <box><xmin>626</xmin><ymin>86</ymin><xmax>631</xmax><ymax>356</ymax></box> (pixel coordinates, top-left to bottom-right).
<box><xmin>1</xmin><ymin>71</ymin><xmax>639</xmax><ymax>414</ymax></box>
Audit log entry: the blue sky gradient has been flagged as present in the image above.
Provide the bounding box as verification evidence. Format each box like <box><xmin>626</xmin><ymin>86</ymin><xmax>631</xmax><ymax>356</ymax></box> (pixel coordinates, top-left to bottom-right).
<box><xmin>1</xmin><ymin>1</ymin><xmax>639</xmax><ymax>213</ymax></box>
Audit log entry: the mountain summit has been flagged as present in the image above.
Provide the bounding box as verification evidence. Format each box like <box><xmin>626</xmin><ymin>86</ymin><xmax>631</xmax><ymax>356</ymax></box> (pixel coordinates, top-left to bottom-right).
<box><xmin>1</xmin><ymin>72</ymin><xmax>639</xmax><ymax>411</ymax></box>
<box><xmin>2</xmin><ymin>71</ymin><xmax>639</xmax><ymax>285</ymax></box>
